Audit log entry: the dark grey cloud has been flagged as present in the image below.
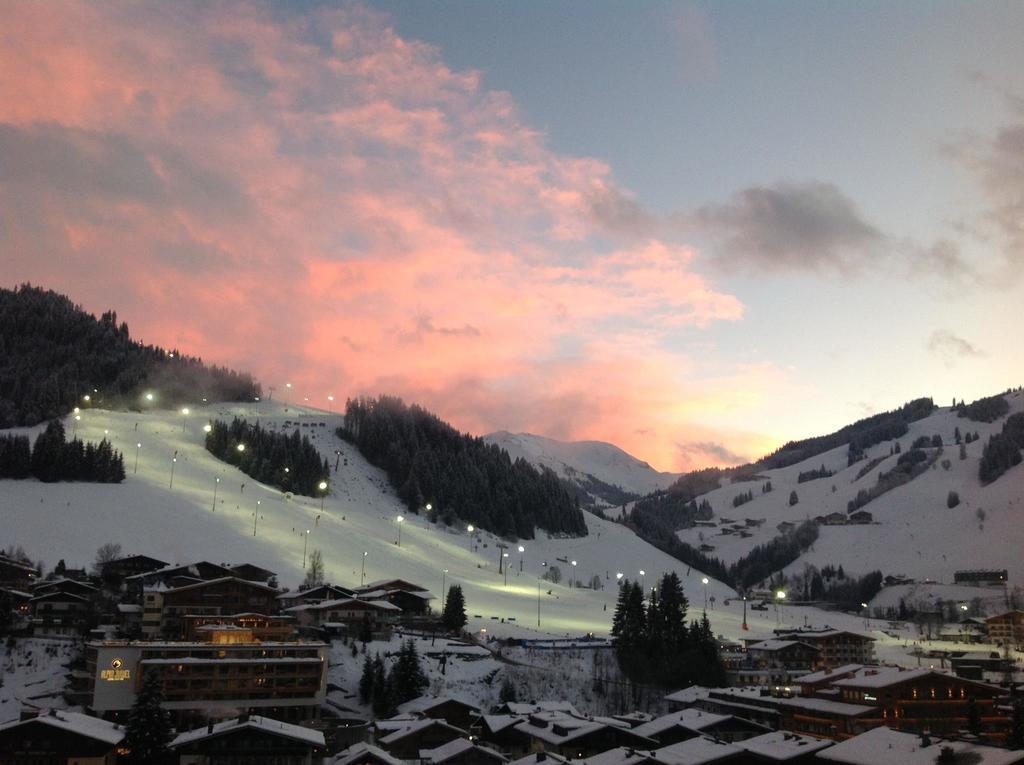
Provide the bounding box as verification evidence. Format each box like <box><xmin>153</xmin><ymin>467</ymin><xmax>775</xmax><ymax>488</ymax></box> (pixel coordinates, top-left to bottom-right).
<box><xmin>927</xmin><ymin>330</ymin><xmax>985</xmax><ymax>365</ymax></box>
<box><xmin>398</xmin><ymin>315</ymin><xmax>482</xmax><ymax>344</ymax></box>
<box><xmin>692</xmin><ymin>181</ymin><xmax>883</xmax><ymax>273</ymax></box>
<box><xmin>676</xmin><ymin>440</ymin><xmax>746</xmax><ymax>466</ymax></box>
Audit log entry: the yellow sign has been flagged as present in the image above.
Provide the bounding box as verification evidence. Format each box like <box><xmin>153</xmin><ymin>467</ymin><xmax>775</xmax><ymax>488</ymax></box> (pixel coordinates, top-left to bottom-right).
<box><xmin>101</xmin><ymin>657</ymin><xmax>131</xmax><ymax>681</ymax></box>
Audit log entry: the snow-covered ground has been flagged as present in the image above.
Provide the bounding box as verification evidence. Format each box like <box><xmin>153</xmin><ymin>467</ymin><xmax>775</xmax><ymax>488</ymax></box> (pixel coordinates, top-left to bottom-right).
<box><xmin>4</xmin><ymin>398</ymin><xmax>1022</xmax><ymax>672</ymax></box>
<box><xmin>0</xmin><ymin>638</ymin><xmax>77</xmax><ymax>716</ymax></box>
<box><xmin>672</xmin><ymin>394</ymin><xmax>1024</xmax><ymax>586</ymax></box>
<box><xmin>1</xmin><ymin>401</ymin><xmax>734</xmax><ymax>641</ymax></box>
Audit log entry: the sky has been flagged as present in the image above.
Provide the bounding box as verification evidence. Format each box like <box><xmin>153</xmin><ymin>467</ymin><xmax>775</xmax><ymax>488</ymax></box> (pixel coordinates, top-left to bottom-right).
<box><xmin>1</xmin><ymin>1</ymin><xmax>1022</xmax><ymax>472</ymax></box>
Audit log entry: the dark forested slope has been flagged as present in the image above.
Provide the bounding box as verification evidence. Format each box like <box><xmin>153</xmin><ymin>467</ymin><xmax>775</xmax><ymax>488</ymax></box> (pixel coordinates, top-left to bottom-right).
<box><xmin>0</xmin><ymin>284</ymin><xmax>260</xmax><ymax>427</ymax></box>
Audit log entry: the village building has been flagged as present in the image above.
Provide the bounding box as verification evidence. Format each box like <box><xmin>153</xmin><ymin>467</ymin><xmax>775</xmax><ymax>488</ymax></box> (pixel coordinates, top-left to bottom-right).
<box><xmin>375</xmin><ymin>718</ymin><xmax>468</xmax><ymax>760</ymax></box>
<box><xmin>732</xmin><ymin>731</ymin><xmax>833</xmax><ymax>765</ymax></box>
<box><xmin>285</xmin><ymin>597</ymin><xmax>401</xmax><ymax>633</ymax></box>
<box><xmin>182</xmin><ymin>612</ymin><xmax>297</xmax><ymax>642</ymax></box>
<box><xmin>142</xmin><ymin>576</ymin><xmax>280</xmax><ymax>638</ymax></box>
<box><xmin>773</xmin><ymin>630</ymin><xmax>875</xmax><ymax>667</ymax></box>
<box><xmin>0</xmin><ymin>553</ymin><xmax>38</xmax><ymax>590</ymax></box>
<box><xmin>420</xmin><ymin>737</ymin><xmax>509</xmax><ymax>765</ymax></box>
<box><xmin>331</xmin><ymin>742</ymin><xmax>407</xmax><ymax>765</ymax></box>
<box><xmin>29</xmin><ymin>590</ymin><xmax>92</xmax><ymax>637</ymax></box>
<box><xmin>81</xmin><ymin>629</ymin><xmax>328</xmax><ymax>727</ymax></box>
<box><xmin>277</xmin><ymin>584</ymin><xmax>357</xmax><ymax>610</ymax></box>
<box><xmin>99</xmin><ymin>553</ymin><xmax>169</xmax><ymax>583</ymax></box>
<box><xmin>169</xmin><ymin>713</ymin><xmax>326</xmax><ymax>765</ymax></box>
<box><xmin>396</xmin><ymin>695</ymin><xmax>482</xmax><ymax>731</ymax></box>
<box><xmin>631</xmin><ymin>709</ymin><xmax>769</xmax><ymax>745</ymax></box>
<box><xmin>985</xmin><ymin>611</ymin><xmax>1024</xmax><ymax>649</ymax></box>
<box><xmin>0</xmin><ymin>708</ymin><xmax>125</xmax><ymax>764</ymax></box>
<box><xmin>513</xmin><ymin>710</ymin><xmax>658</xmax><ymax>759</ymax></box>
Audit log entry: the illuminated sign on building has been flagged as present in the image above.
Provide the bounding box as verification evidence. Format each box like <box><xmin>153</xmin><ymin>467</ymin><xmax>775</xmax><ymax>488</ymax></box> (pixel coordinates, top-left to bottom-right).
<box><xmin>100</xmin><ymin>657</ymin><xmax>131</xmax><ymax>682</ymax></box>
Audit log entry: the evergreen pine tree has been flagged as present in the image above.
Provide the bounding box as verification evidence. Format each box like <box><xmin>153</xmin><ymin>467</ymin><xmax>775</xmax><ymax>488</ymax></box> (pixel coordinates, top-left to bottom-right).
<box><xmin>442</xmin><ymin>584</ymin><xmax>467</xmax><ymax>633</ymax></box>
<box><xmin>359</xmin><ymin>654</ymin><xmax>375</xmax><ymax>704</ymax></box>
<box><xmin>371</xmin><ymin>655</ymin><xmax>392</xmax><ymax>718</ymax></box>
<box><xmin>499</xmin><ymin>675</ymin><xmax>518</xmax><ymax>703</ymax></box>
<box><xmin>123</xmin><ymin>672</ymin><xmax>173</xmax><ymax>764</ymax></box>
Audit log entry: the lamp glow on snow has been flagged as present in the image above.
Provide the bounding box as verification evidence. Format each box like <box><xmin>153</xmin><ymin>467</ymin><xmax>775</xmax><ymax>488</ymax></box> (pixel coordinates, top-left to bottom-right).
<box><xmin>318</xmin><ymin>480</ymin><xmax>328</xmax><ymax>512</ymax></box>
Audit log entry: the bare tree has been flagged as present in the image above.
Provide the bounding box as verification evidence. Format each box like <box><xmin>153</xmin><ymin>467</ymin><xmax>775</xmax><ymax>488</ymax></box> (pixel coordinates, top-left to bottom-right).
<box><xmin>92</xmin><ymin>542</ymin><xmax>123</xmax><ymax>575</ymax></box>
<box><xmin>302</xmin><ymin>549</ymin><xmax>325</xmax><ymax>589</ymax></box>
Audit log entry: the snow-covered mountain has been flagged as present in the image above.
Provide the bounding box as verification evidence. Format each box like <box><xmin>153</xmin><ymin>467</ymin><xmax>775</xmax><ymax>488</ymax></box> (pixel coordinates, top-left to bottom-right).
<box><xmin>673</xmin><ymin>392</ymin><xmax>1024</xmax><ymax>588</ymax></box>
<box><xmin>484</xmin><ymin>430</ymin><xmax>679</xmax><ymax>506</ymax></box>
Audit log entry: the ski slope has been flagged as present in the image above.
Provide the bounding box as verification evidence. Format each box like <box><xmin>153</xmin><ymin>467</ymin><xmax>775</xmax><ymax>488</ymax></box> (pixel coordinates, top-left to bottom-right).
<box><xmin>3</xmin><ymin>398</ymin><xmax>1020</xmax><ymax>670</ymax></box>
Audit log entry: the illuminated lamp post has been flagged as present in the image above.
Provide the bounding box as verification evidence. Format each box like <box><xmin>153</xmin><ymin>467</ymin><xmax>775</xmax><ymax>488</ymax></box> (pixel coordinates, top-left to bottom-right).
<box><xmin>134</xmin><ymin>443</ymin><xmax>142</xmax><ymax>474</ymax></box>
<box><xmin>775</xmin><ymin>590</ymin><xmax>786</xmax><ymax>625</ymax></box>
<box><xmin>180</xmin><ymin>407</ymin><xmax>190</xmax><ymax>432</ymax></box>
<box><xmin>318</xmin><ymin>480</ymin><xmax>329</xmax><ymax>512</ymax></box>
<box><xmin>169</xmin><ymin>450</ymin><xmax>178</xmax><ymax>489</ymax></box>
<box><xmin>212</xmin><ymin>477</ymin><xmax>220</xmax><ymax>511</ymax></box>
<box><xmin>503</xmin><ymin>553</ymin><xmax>510</xmax><ymax>587</ymax></box>
<box><xmin>702</xmin><ymin>577</ymin><xmax>710</xmax><ymax>615</ymax></box>
<box><xmin>639</xmin><ymin>569</ymin><xmax>646</xmax><ymax>596</ymax></box>
<box><xmin>361</xmin><ymin>551</ymin><xmax>367</xmax><ymax>585</ymax></box>
<box><xmin>396</xmin><ymin>515</ymin><xmax>404</xmax><ymax>547</ymax></box>
<box><xmin>518</xmin><ymin>545</ymin><xmax>525</xmax><ymax>573</ymax></box>
<box><xmin>303</xmin><ymin>529</ymin><xmax>310</xmax><ymax>568</ymax></box>
<box><xmin>442</xmin><ymin>569</ymin><xmax>448</xmax><ymax>608</ymax></box>
<box><xmin>253</xmin><ymin>499</ymin><xmax>261</xmax><ymax>537</ymax></box>
<box><xmin>466</xmin><ymin>524</ymin><xmax>474</xmax><ymax>551</ymax></box>
<box><xmin>571</xmin><ymin>560</ymin><xmax>577</xmax><ymax>589</ymax></box>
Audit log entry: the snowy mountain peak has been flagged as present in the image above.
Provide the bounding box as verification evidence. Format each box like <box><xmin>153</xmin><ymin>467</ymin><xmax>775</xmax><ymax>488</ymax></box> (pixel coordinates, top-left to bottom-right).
<box><xmin>484</xmin><ymin>431</ymin><xmax>680</xmax><ymax>504</ymax></box>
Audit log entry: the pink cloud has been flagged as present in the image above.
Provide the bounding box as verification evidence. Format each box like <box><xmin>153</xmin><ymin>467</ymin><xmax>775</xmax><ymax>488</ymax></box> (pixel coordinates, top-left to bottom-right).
<box><xmin>0</xmin><ymin>1</ymin><xmax>782</xmax><ymax>471</ymax></box>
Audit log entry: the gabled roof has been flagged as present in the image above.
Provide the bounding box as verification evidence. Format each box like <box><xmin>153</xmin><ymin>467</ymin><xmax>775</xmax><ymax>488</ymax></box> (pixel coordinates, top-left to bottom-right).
<box><xmin>818</xmin><ymin>726</ymin><xmax>1024</xmax><ymax>765</ymax></box>
<box><xmin>29</xmin><ymin>590</ymin><xmax>90</xmax><ymax>604</ymax></box>
<box><xmin>481</xmin><ymin>715</ymin><xmax>527</xmax><ymax>734</ymax></box>
<box><xmin>332</xmin><ymin>742</ymin><xmax>406</xmax><ymax>765</ymax></box>
<box><xmin>663</xmin><ymin>687</ymin><xmax>711</xmax><ymax>705</ymax></box>
<box><xmin>378</xmin><ymin>719</ymin><xmax>466</xmax><ymax>745</ymax></box>
<box><xmin>653</xmin><ymin>736</ymin><xmax>742</xmax><ymax>765</ymax></box>
<box><xmin>508</xmin><ymin>753</ymin><xmax>570</xmax><ymax>765</ymax></box>
<box><xmin>125</xmin><ymin>561</ymin><xmax>235</xmax><ymax>581</ymax></box>
<box><xmin>831</xmin><ymin>668</ymin><xmax>999</xmax><ymax>691</ymax></box>
<box><xmin>397</xmin><ymin>695</ymin><xmax>481</xmax><ymax>716</ymax></box>
<box><xmin>0</xmin><ymin>709</ymin><xmax>124</xmax><ymax>746</ymax></box>
<box><xmin>31</xmin><ymin>577</ymin><xmax>98</xmax><ymax>592</ymax></box>
<box><xmin>420</xmin><ymin>737</ymin><xmax>508</xmax><ymax>764</ymax></box>
<box><xmin>733</xmin><ymin>731</ymin><xmax>833</xmax><ymax>761</ymax></box>
<box><xmin>747</xmin><ymin>639</ymin><xmax>819</xmax><ymax>653</ymax></box>
<box><xmin>104</xmin><ymin>554</ymin><xmax>169</xmax><ymax>568</ymax></box>
<box><xmin>793</xmin><ymin>664</ymin><xmax>865</xmax><ymax>684</ymax></box>
<box><xmin>359</xmin><ymin>579</ymin><xmax>429</xmax><ymax>592</ymax></box>
<box><xmin>298</xmin><ymin>597</ymin><xmax>401</xmax><ymax>612</ymax></box>
<box><xmin>582</xmin><ymin>747</ymin><xmax>657</xmax><ymax>765</ymax></box>
<box><xmin>632</xmin><ymin>709</ymin><xmax>734</xmax><ymax>739</ymax></box>
<box><xmin>500</xmin><ymin>701</ymin><xmax>581</xmax><ymax>716</ymax></box>
<box><xmin>163</xmin><ymin>576</ymin><xmax>279</xmax><ymax>595</ymax></box>
<box><xmin>170</xmin><ymin>715</ymin><xmax>324</xmax><ymax>749</ymax></box>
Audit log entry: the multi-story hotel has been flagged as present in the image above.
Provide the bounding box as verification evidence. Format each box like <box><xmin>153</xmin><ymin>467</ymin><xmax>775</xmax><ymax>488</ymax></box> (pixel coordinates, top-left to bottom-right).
<box><xmin>81</xmin><ymin>625</ymin><xmax>328</xmax><ymax>728</ymax></box>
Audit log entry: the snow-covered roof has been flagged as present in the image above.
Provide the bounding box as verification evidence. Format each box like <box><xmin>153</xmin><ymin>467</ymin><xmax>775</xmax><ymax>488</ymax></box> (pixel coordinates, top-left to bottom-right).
<box><xmin>481</xmin><ymin>715</ymin><xmax>526</xmax><ymax>734</ymax></box>
<box><xmin>332</xmin><ymin>742</ymin><xmax>406</xmax><ymax>765</ymax></box>
<box><xmin>818</xmin><ymin>727</ymin><xmax>1024</xmax><ymax>765</ymax></box>
<box><xmin>632</xmin><ymin>709</ymin><xmax>731</xmax><ymax>738</ymax></box>
<box><xmin>420</xmin><ymin>737</ymin><xmax>507</xmax><ymax>763</ymax></box>
<box><xmin>32</xmin><ymin>576</ymin><xmax>98</xmax><ymax>591</ymax></box>
<box><xmin>653</xmin><ymin>736</ymin><xmax>741</xmax><ymax>765</ymax></box>
<box><xmin>0</xmin><ymin>709</ymin><xmax>125</xmax><ymax>746</ymax></box>
<box><xmin>775</xmin><ymin>697</ymin><xmax>877</xmax><ymax>717</ymax></box>
<box><xmin>582</xmin><ymin>746</ymin><xmax>656</xmax><ymax>765</ymax></box>
<box><xmin>303</xmin><ymin>597</ymin><xmax>402</xmax><ymax>612</ymax></box>
<box><xmin>163</xmin><ymin>575</ymin><xmax>279</xmax><ymax>595</ymax></box>
<box><xmin>502</xmin><ymin>701</ymin><xmax>581</xmax><ymax>715</ymax></box>
<box><xmin>378</xmin><ymin>719</ymin><xmax>465</xmax><ymax>745</ymax></box>
<box><xmin>792</xmin><ymin>664</ymin><xmax>865</xmax><ymax>684</ymax></box>
<box><xmin>29</xmin><ymin>590</ymin><xmax>90</xmax><ymax>603</ymax></box>
<box><xmin>733</xmin><ymin>731</ymin><xmax>834</xmax><ymax>761</ymax></box>
<box><xmin>360</xmin><ymin>578</ymin><xmax>429</xmax><ymax>592</ymax></box>
<box><xmin>508</xmin><ymin>753</ymin><xmax>570</xmax><ymax>765</ymax></box>
<box><xmin>663</xmin><ymin>687</ymin><xmax>711</xmax><ymax>705</ymax></box>
<box><xmin>171</xmin><ymin>715</ymin><xmax>325</xmax><ymax>749</ymax></box>
<box><xmin>397</xmin><ymin>694</ymin><xmax>481</xmax><ymax>715</ymax></box>
<box><xmin>747</xmin><ymin>639</ymin><xmax>818</xmax><ymax>653</ymax></box>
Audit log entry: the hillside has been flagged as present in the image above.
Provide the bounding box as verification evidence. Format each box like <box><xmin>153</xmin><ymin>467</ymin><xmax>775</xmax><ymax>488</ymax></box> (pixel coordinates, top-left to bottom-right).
<box><xmin>670</xmin><ymin>392</ymin><xmax>1024</xmax><ymax>588</ymax></box>
<box><xmin>0</xmin><ymin>284</ymin><xmax>260</xmax><ymax>428</ymax></box>
<box><xmin>484</xmin><ymin>431</ymin><xmax>679</xmax><ymax>506</ymax></box>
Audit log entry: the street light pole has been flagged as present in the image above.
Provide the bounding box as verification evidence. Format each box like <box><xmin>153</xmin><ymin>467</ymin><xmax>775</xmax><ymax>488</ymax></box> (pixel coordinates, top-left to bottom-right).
<box><xmin>466</xmin><ymin>524</ymin><xmax>474</xmax><ymax>551</ymax></box>
<box><xmin>169</xmin><ymin>451</ymin><xmax>178</xmax><ymax>489</ymax></box>
<box><xmin>640</xmin><ymin>569</ymin><xmax>646</xmax><ymax>597</ymax></box>
<box><xmin>518</xmin><ymin>545</ymin><xmax>525</xmax><ymax>573</ymax></box>
<box><xmin>571</xmin><ymin>560</ymin><xmax>577</xmax><ymax>589</ymax></box>
<box><xmin>318</xmin><ymin>481</ymin><xmax>328</xmax><ymax>513</ymax></box>
<box><xmin>181</xmin><ymin>407</ymin><xmax>189</xmax><ymax>432</ymax></box>
<box><xmin>396</xmin><ymin>515</ymin><xmax>404</xmax><ymax>546</ymax></box>
<box><xmin>253</xmin><ymin>499</ymin><xmax>261</xmax><ymax>537</ymax></box>
<box><xmin>537</xmin><ymin>580</ymin><xmax>542</xmax><ymax>627</ymax></box>
<box><xmin>503</xmin><ymin>554</ymin><xmax>509</xmax><ymax>587</ymax></box>
<box><xmin>361</xmin><ymin>551</ymin><xmax>367</xmax><ymax>585</ymax></box>
<box><xmin>212</xmin><ymin>477</ymin><xmax>219</xmax><ymax>511</ymax></box>
<box><xmin>702</xmin><ymin>577</ymin><xmax>709</xmax><ymax>615</ymax></box>
<box><xmin>303</xmin><ymin>529</ymin><xmax>310</xmax><ymax>568</ymax></box>
<box><xmin>134</xmin><ymin>442</ymin><xmax>141</xmax><ymax>474</ymax></box>
<box><xmin>442</xmin><ymin>569</ymin><xmax>448</xmax><ymax>608</ymax></box>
